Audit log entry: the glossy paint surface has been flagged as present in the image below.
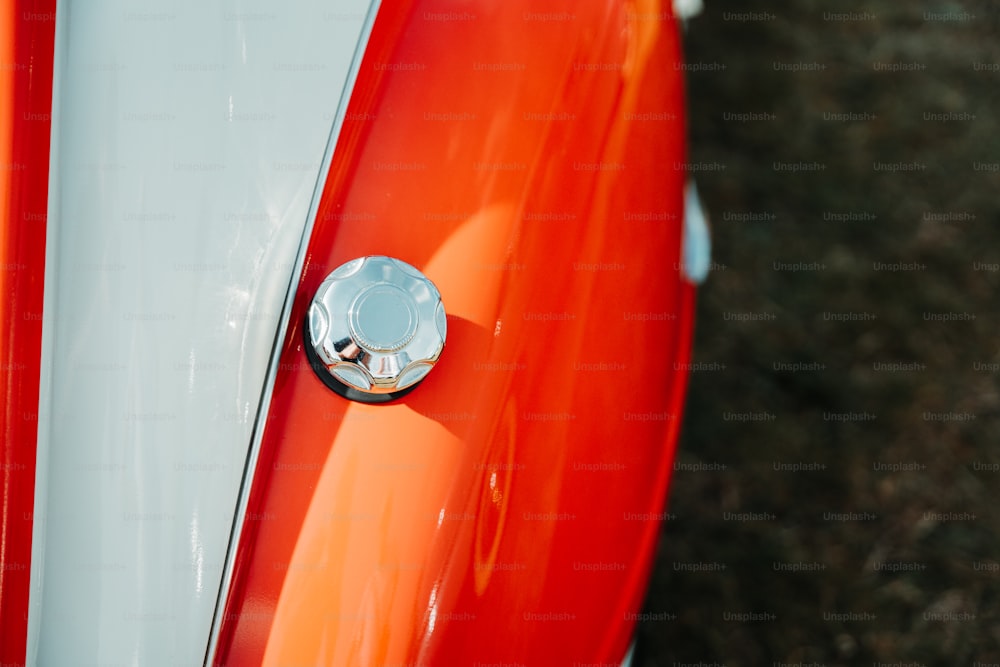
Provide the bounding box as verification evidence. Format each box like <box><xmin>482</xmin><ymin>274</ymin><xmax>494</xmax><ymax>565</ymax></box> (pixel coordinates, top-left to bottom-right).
<box><xmin>214</xmin><ymin>0</ymin><xmax>693</xmax><ymax>664</ymax></box>
<box><xmin>0</xmin><ymin>2</ymin><xmax>56</xmax><ymax>663</ymax></box>
<box><xmin>29</xmin><ymin>1</ymin><xmax>373</xmax><ymax>664</ymax></box>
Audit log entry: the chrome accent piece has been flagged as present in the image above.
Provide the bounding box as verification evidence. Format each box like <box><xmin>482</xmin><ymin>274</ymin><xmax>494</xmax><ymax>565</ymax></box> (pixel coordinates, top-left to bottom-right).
<box><xmin>673</xmin><ymin>0</ymin><xmax>704</xmax><ymax>20</ymax></box>
<box><xmin>621</xmin><ymin>639</ymin><xmax>637</xmax><ymax>667</ymax></box>
<box><xmin>306</xmin><ymin>256</ymin><xmax>446</xmax><ymax>402</ymax></box>
<box><xmin>681</xmin><ymin>179</ymin><xmax>712</xmax><ymax>284</ymax></box>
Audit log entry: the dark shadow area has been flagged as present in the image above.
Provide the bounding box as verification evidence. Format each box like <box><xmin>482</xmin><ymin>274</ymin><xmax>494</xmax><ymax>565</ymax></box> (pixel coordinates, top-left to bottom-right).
<box><xmin>637</xmin><ymin>1</ymin><xmax>1000</xmax><ymax>664</ymax></box>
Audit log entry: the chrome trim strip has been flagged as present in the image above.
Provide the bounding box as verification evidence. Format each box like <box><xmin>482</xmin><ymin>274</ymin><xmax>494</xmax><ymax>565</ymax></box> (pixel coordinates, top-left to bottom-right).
<box><xmin>202</xmin><ymin>2</ymin><xmax>382</xmax><ymax>663</ymax></box>
<box><xmin>26</xmin><ymin>0</ymin><xmax>68</xmax><ymax>661</ymax></box>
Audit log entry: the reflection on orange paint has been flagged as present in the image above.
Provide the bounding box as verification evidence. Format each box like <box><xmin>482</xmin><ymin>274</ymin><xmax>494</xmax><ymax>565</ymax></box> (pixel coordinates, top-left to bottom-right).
<box><xmin>215</xmin><ymin>0</ymin><xmax>693</xmax><ymax>664</ymax></box>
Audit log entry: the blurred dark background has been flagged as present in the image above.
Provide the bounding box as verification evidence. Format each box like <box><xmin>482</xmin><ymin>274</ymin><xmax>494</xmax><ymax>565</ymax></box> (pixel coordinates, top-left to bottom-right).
<box><xmin>636</xmin><ymin>1</ymin><xmax>1000</xmax><ymax>664</ymax></box>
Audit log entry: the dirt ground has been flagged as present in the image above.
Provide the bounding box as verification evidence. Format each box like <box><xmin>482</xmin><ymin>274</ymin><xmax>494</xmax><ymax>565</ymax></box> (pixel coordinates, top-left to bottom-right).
<box><xmin>635</xmin><ymin>2</ymin><xmax>1000</xmax><ymax>665</ymax></box>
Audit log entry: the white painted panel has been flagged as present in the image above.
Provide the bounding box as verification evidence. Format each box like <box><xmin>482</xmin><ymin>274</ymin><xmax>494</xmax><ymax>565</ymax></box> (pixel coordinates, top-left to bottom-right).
<box><xmin>29</xmin><ymin>1</ymin><xmax>375</xmax><ymax>664</ymax></box>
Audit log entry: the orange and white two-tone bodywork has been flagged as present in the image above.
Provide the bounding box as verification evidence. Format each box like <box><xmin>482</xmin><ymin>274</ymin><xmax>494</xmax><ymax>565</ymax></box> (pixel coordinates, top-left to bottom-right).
<box><xmin>1</xmin><ymin>1</ymin><xmax>701</xmax><ymax>665</ymax></box>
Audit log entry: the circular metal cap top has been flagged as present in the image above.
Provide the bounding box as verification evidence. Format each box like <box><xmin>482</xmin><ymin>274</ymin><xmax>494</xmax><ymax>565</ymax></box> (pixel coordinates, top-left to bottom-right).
<box><xmin>306</xmin><ymin>256</ymin><xmax>446</xmax><ymax>402</ymax></box>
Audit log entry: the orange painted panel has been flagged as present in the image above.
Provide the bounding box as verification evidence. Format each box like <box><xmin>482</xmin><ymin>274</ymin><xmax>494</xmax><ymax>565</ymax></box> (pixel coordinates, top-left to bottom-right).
<box><xmin>215</xmin><ymin>0</ymin><xmax>693</xmax><ymax>664</ymax></box>
<box><xmin>0</xmin><ymin>2</ymin><xmax>55</xmax><ymax>663</ymax></box>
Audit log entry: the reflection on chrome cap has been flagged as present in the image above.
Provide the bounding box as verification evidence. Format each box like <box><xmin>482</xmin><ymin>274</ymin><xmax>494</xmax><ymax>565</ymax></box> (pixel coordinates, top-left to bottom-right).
<box><xmin>306</xmin><ymin>256</ymin><xmax>446</xmax><ymax>403</ymax></box>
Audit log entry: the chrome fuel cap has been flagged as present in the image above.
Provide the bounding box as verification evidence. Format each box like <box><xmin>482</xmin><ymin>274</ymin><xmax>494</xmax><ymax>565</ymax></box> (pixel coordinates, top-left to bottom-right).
<box><xmin>305</xmin><ymin>256</ymin><xmax>446</xmax><ymax>403</ymax></box>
